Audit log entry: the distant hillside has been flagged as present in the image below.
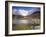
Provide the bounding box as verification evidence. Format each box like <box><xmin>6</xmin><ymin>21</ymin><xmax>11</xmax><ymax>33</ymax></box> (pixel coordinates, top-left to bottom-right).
<box><xmin>30</xmin><ymin>11</ymin><xmax>40</xmax><ymax>19</ymax></box>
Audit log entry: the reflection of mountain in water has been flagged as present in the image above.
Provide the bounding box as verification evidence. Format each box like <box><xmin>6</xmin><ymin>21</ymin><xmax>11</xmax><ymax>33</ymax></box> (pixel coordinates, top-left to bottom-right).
<box><xmin>12</xmin><ymin>11</ymin><xmax>40</xmax><ymax>25</ymax></box>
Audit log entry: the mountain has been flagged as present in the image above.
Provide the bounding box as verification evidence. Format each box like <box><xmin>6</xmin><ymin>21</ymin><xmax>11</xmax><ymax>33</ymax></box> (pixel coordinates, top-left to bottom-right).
<box><xmin>12</xmin><ymin>11</ymin><xmax>40</xmax><ymax>19</ymax></box>
<box><xmin>30</xmin><ymin>11</ymin><xmax>40</xmax><ymax>19</ymax></box>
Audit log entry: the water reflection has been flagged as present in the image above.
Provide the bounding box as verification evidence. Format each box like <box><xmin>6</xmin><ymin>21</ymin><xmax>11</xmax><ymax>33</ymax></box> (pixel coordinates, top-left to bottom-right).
<box><xmin>15</xmin><ymin>20</ymin><xmax>32</xmax><ymax>25</ymax></box>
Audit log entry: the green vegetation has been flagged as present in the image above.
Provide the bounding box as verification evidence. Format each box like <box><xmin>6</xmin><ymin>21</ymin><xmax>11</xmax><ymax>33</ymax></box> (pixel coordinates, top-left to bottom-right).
<box><xmin>12</xmin><ymin>24</ymin><xmax>40</xmax><ymax>30</ymax></box>
<box><xmin>15</xmin><ymin>25</ymin><xmax>33</xmax><ymax>30</ymax></box>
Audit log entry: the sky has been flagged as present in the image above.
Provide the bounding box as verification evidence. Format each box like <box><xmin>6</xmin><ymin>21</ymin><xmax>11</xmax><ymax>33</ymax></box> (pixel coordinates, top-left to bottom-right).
<box><xmin>12</xmin><ymin>6</ymin><xmax>40</xmax><ymax>11</ymax></box>
<box><xmin>12</xmin><ymin>6</ymin><xmax>40</xmax><ymax>16</ymax></box>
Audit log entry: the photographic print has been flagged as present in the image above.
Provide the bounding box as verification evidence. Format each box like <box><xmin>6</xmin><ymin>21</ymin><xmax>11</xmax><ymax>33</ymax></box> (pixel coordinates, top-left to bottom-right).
<box><xmin>5</xmin><ymin>1</ymin><xmax>45</xmax><ymax>36</ymax></box>
<box><xmin>12</xmin><ymin>6</ymin><xmax>40</xmax><ymax>30</ymax></box>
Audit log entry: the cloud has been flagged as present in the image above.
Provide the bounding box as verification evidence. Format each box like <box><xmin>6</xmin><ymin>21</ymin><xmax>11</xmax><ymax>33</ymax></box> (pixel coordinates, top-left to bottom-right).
<box><xmin>12</xmin><ymin>9</ymin><xmax>17</xmax><ymax>15</ymax></box>
<box><xmin>19</xmin><ymin>9</ymin><xmax>29</xmax><ymax>16</ymax></box>
<box><xmin>28</xmin><ymin>8</ymin><xmax>40</xmax><ymax>15</ymax></box>
<box><xmin>12</xmin><ymin>8</ymin><xmax>40</xmax><ymax>16</ymax></box>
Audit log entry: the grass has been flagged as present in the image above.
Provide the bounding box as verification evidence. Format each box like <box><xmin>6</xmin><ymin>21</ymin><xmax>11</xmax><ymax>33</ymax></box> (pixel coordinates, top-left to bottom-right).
<box><xmin>15</xmin><ymin>25</ymin><xmax>33</xmax><ymax>30</ymax></box>
<box><xmin>12</xmin><ymin>24</ymin><xmax>40</xmax><ymax>30</ymax></box>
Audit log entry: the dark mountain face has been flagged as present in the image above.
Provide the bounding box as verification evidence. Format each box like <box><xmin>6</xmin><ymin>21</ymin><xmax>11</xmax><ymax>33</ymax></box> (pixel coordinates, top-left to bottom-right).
<box><xmin>29</xmin><ymin>11</ymin><xmax>40</xmax><ymax>19</ymax></box>
<box><xmin>32</xmin><ymin>11</ymin><xmax>40</xmax><ymax>14</ymax></box>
